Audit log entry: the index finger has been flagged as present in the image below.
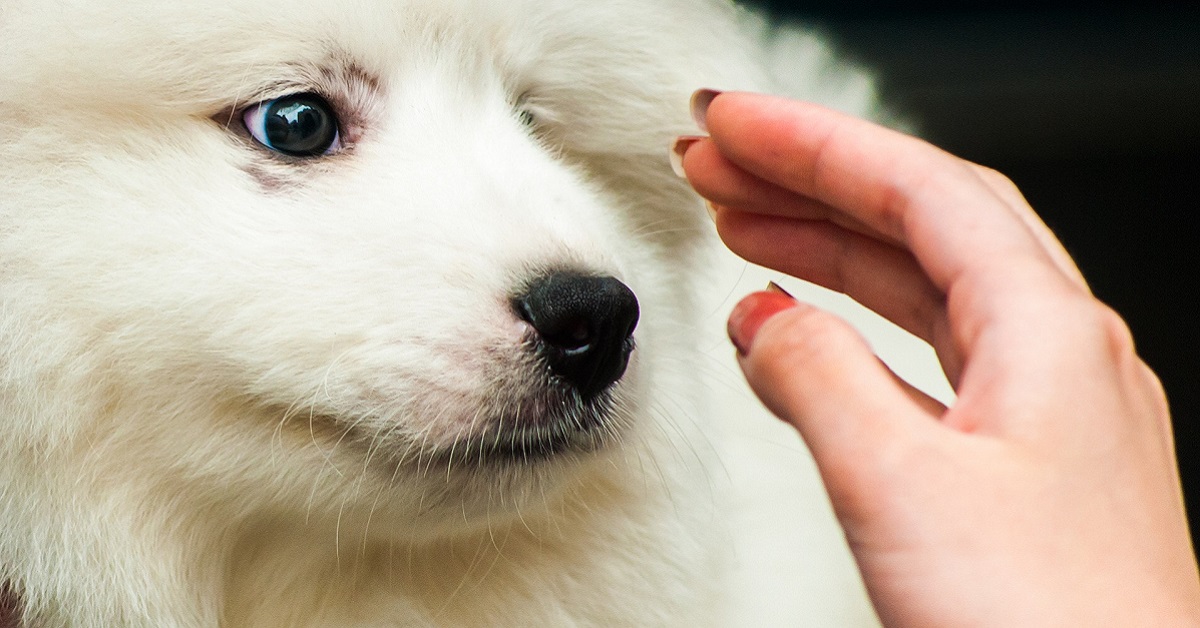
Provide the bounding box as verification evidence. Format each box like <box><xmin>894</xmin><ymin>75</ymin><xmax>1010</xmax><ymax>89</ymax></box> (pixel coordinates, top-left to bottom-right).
<box><xmin>699</xmin><ymin>91</ymin><xmax>1068</xmax><ymax>296</ymax></box>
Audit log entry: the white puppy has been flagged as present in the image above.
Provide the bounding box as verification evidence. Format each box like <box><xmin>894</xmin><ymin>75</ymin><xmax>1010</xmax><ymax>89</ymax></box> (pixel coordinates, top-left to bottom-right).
<box><xmin>0</xmin><ymin>1</ymin><xmax>916</xmax><ymax>625</ymax></box>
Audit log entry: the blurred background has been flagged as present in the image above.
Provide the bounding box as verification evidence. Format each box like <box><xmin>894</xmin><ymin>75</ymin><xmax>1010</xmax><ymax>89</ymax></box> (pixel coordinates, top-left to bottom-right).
<box><xmin>745</xmin><ymin>1</ymin><xmax>1200</xmax><ymax>539</ymax></box>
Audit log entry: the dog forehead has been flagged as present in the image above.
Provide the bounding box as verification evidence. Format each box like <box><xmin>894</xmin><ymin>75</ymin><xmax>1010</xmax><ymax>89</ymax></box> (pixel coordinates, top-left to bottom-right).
<box><xmin>0</xmin><ymin>0</ymin><xmax>684</xmax><ymax>110</ymax></box>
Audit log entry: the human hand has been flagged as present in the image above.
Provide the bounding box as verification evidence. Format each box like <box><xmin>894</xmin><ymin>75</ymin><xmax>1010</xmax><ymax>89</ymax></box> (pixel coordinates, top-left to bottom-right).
<box><xmin>673</xmin><ymin>90</ymin><xmax>1200</xmax><ymax>626</ymax></box>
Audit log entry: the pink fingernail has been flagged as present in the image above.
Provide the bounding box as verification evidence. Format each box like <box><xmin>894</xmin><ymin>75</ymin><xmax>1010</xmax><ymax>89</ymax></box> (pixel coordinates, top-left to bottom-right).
<box><xmin>669</xmin><ymin>135</ymin><xmax>705</xmax><ymax>178</ymax></box>
<box><xmin>690</xmin><ymin>88</ymin><xmax>721</xmax><ymax>133</ymax></box>
<box><xmin>727</xmin><ymin>291</ymin><xmax>799</xmax><ymax>357</ymax></box>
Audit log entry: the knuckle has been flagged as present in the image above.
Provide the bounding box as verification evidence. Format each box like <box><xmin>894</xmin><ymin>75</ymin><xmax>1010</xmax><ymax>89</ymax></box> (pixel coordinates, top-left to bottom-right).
<box><xmin>974</xmin><ymin>164</ymin><xmax>1018</xmax><ymax>191</ymax></box>
<box><xmin>1089</xmin><ymin>301</ymin><xmax>1138</xmax><ymax>359</ymax></box>
<box><xmin>973</xmin><ymin>164</ymin><xmax>1032</xmax><ymax>206</ymax></box>
<box><xmin>1050</xmin><ymin>298</ymin><xmax>1140</xmax><ymax>366</ymax></box>
<box><xmin>1138</xmin><ymin>362</ymin><xmax>1170</xmax><ymax>411</ymax></box>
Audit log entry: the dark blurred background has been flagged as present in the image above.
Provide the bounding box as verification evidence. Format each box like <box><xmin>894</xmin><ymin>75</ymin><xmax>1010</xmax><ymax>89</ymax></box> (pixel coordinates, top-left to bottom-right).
<box><xmin>747</xmin><ymin>1</ymin><xmax>1200</xmax><ymax>539</ymax></box>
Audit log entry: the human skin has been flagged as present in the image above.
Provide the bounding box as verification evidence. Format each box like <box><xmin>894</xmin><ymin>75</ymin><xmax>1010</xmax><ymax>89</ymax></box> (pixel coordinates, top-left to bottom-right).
<box><xmin>674</xmin><ymin>90</ymin><xmax>1200</xmax><ymax>626</ymax></box>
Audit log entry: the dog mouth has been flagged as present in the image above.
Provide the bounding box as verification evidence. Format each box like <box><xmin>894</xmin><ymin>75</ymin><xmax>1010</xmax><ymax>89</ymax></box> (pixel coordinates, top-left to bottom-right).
<box><xmin>428</xmin><ymin>389</ymin><xmax>622</xmax><ymax>465</ymax></box>
<box><xmin>302</xmin><ymin>340</ymin><xmax>635</xmax><ymax>472</ymax></box>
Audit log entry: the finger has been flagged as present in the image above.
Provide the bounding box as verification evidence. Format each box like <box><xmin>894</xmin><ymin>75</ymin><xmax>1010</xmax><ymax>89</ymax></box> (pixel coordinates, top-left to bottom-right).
<box><xmin>676</xmin><ymin>136</ymin><xmax>888</xmax><ymax>243</ymax></box>
<box><xmin>719</xmin><ymin>210</ymin><xmax>965</xmax><ymax>384</ymax></box>
<box><xmin>727</xmin><ymin>292</ymin><xmax>941</xmax><ymax>510</ymax></box>
<box><xmin>716</xmin><ymin>210</ymin><xmax>946</xmax><ymax>349</ymax></box>
<box><xmin>700</xmin><ymin>92</ymin><xmax>1076</xmax><ymax>297</ymax></box>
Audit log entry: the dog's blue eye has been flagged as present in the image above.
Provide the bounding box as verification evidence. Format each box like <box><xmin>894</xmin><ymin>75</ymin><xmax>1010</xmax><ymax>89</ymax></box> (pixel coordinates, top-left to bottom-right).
<box><xmin>243</xmin><ymin>93</ymin><xmax>341</xmax><ymax>157</ymax></box>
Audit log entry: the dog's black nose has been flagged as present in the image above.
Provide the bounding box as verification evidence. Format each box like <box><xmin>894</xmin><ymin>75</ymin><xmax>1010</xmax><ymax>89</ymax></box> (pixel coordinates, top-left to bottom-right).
<box><xmin>513</xmin><ymin>272</ymin><xmax>639</xmax><ymax>400</ymax></box>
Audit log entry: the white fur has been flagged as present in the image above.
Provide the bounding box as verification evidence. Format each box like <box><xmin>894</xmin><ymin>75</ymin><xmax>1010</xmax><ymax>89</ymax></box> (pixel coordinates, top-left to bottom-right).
<box><xmin>0</xmin><ymin>1</ymin><xmax>931</xmax><ymax>625</ymax></box>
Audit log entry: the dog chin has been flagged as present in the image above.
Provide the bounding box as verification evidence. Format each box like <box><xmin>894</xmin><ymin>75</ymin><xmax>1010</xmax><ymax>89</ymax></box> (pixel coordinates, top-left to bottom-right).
<box><xmin>336</xmin><ymin>390</ymin><xmax>632</xmax><ymax>535</ymax></box>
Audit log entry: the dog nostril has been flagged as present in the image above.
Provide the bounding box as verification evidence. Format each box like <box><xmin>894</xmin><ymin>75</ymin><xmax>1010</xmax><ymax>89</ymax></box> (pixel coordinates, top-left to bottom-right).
<box><xmin>552</xmin><ymin>318</ymin><xmax>592</xmax><ymax>353</ymax></box>
<box><xmin>513</xmin><ymin>272</ymin><xmax>640</xmax><ymax>399</ymax></box>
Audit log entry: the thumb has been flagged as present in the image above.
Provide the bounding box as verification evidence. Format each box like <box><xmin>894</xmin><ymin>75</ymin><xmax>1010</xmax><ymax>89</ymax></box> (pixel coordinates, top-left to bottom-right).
<box><xmin>728</xmin><ymin>290</ymin><xmax>940</xmax><ymax>506</ymax></box>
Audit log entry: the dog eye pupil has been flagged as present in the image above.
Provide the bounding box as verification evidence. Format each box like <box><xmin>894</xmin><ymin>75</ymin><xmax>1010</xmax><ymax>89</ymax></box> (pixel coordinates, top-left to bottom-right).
<box><xmin>247</xmin><ymin>93</ymin><xmax>340</xmax><ymax>157</ymax></box>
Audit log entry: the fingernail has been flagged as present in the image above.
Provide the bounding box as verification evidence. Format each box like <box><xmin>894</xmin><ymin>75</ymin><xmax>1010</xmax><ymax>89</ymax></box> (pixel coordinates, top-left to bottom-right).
<box><xmin>690</xmin><ymin>88</ymin><xmax>721</xmax><ymax>133</ymax></box>
<box><xmin>669</xmin><ymin>135</ymin><xmax>705</xmax><ymax>178</ymax></box>
<box><xmin>727</xmin><ymin>290</ymin><xmax>800</xmax><ymax>357</ymax></box>
<box><xmin>765</xmin><ymin>281</ymin><xmax>794</xmax><ymax>298</ymax></box>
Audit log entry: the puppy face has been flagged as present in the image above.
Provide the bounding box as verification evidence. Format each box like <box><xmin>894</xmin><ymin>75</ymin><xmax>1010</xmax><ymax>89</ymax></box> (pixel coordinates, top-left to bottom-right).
<box><xmin>0</xmin><ymin>0</ymin><xmax>723</xmax><ymax>535</ymax></box>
